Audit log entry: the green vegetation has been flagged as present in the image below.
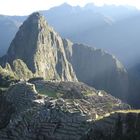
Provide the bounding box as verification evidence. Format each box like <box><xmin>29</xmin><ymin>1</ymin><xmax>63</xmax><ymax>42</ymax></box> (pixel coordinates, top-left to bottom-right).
<box><xmin>0</xmin><ymin>74</ymin><xmax>16</xmax><ymax>88</ymax></box>
<box><xmin>116</xmin><ymin>110</ymin><xmax>140</xmax><ymax>113</ymax></box>
<box><xmin>96</xmin><ymin>110</ymin><xmax>140</xmax><ymax>121</ymax></box>
<box><xmin>35</xmin><ymin>84</ymin><xmax>62</xmax><ymax>98</ymax></box>
<box><xmin>13</xmin><ymin>59</ymin><xmax>33</xmax><ymax>80</ymax></box>
<box><xmin>82</xmin><ymin>90</ymin><xmax>96</xmax><ymax>96</ymax></box>
<box><xmin>0</xmin><ymin>87</ymin><xmax>8</xmax><ymax>92</ymax></box>
<box><xmin>28</xmin><ymin>77</ymin><xmax>44</xmax><ymax>83</ymax></box>
<box><xmin>0</xmin><ymin>65</ymin><xmax>18</xmax><ymax>88</ymax></box>
<box><xmin>84</xmin><ymin>91</ymin><xmax>93</xmax><ymax>96</ymax></box>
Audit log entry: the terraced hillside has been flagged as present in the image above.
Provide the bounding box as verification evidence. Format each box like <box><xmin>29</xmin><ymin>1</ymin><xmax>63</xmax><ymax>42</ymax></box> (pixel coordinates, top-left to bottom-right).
<box><xmin>0</xmin><ymin>81</ymin><xmax>130</xmax><ymax>140</ymax></box>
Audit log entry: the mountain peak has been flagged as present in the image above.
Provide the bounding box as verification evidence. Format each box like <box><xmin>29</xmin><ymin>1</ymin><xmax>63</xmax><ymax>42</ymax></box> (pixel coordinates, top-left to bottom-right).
<box><xmin>25</xmin><ymin>12</ymin><xmax>47</xmax><ymax>28</ymax></box>
<box><xmin>2</xmin><ymin>12</ymin><xmax>77</xmax><ymax>81</ymax></box>
<box><xmin>29</xmin><ymin>12</ymin><xmax>40</xmax><ymax>17</ymax></box>
<box><xmin>26</xmin><ymin>12</ymin><xmax>42</xmax><ymax>22</ymax></box>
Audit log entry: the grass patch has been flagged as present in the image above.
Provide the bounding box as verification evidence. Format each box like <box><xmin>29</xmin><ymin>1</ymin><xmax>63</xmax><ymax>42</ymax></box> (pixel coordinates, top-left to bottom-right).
<box><xmin>35</xmin><ymin>84</ymin><xmax>62</xmax><ymax>98</ymax></box>
<box><xmin>83</xmin><ymin>90</ymin><xmax>95</xmax><ymax>96</ymax></box>
<box><xmin>116</xmin><ymin>110</ymin><xmax>140</xmax><ymax>113</ymax></box>
<box><xmin>96</xmin><ymin>110</ymin><xmax>140</xmax><ymax>121</ymax></box>
<box><xmin>0</xmin><ymin>87</ymin><xmax>8</xmax><ymax>92</ymax></box>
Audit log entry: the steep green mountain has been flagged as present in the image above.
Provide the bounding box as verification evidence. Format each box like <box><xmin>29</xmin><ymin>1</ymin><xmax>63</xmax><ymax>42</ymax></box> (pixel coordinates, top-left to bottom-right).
<box><xmin>0</xmin><ymin>12</ymin><xmax>77</xmax><ymax>81</ymax></box>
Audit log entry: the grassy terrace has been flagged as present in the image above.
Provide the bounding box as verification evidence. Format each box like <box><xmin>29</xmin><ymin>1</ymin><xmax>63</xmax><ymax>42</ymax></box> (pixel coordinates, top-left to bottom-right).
<box><xmin>96</xmin><ymin>109</ymin><xmax>140</xmax><ymax>121</ymax></box>
<box><xmin>35</xmin><ymin>84</ymin><xmax>63</xmax><ymax>98</ymax></box>
<box><xmin>116</xmin><ymin>110</ymin><xmax>140</xmax><ymax>113</ymax></box>
<box><xmin>0</xmin><ymin>87</ymin><xmax>8</xmax><ymax>92</ymax></box>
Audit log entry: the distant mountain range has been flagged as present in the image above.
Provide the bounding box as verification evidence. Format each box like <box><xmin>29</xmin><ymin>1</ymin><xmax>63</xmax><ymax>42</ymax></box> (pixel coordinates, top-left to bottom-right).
<box><xmin>0</xmin><ymin>3</ymin><xmax>140</xmax><ymax>68</ymax></box>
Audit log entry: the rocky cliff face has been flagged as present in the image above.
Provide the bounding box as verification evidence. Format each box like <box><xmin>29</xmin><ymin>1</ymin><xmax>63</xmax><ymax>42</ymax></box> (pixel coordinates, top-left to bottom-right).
<box><xmin>0</xmin><ymin>80</ymin><xmax>130</xmax><ymax>140</ymax></box>
<box><xmin>0</xmin><ymin>12</ymin><xmax>77</xmax><ymax>81</ymax></box>
<box><xmin>63</xmin><ymin>40</ymin><xmax>128</xmax><ymax>100</ymax></box>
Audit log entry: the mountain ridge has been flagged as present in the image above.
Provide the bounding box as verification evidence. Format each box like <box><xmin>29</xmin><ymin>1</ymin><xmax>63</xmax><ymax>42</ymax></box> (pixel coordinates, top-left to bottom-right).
<box><xmin>63</xmin><ymin>40</ymin><xmax>128</xmax><ymax>100</ymax></box>
<box><xmin>0</xmin><ymin>12</ymin><xmax>77</xmax><ymax>81</ymax></box>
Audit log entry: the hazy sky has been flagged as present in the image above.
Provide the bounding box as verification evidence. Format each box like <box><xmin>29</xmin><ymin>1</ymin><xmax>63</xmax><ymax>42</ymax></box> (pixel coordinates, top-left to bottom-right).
<box><xmin>0</xmin><ymin>0</ymin><xmax>140</xmax><ymax>15</ymax></box>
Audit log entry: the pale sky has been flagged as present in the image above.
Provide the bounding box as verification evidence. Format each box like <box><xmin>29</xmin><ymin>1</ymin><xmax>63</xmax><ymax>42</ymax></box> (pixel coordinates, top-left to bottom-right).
<box><xmin>0</xmin><ymin>0</ymin><xmax>140</xmax><ymax>15</ymax></box>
